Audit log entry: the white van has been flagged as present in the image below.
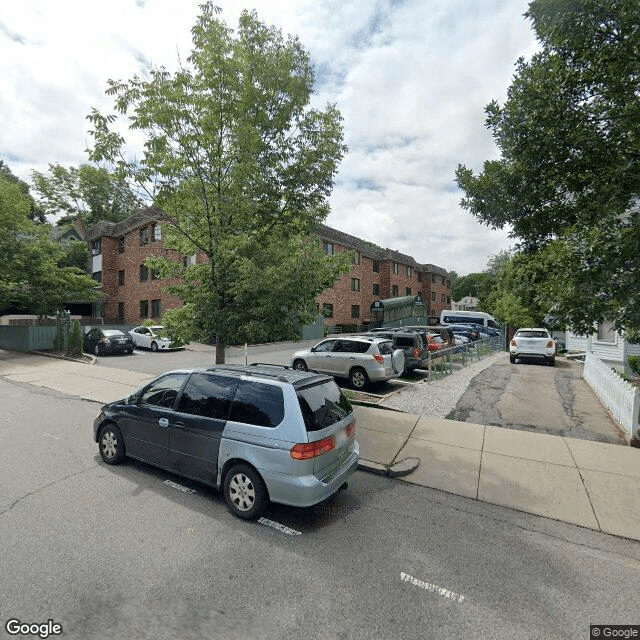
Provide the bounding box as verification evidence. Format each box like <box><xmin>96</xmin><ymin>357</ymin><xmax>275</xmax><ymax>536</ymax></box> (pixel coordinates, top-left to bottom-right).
<box><xmin>440</xmin><ymin>309</ymin><xmax>500</xmax><ymax>329</ymax></box>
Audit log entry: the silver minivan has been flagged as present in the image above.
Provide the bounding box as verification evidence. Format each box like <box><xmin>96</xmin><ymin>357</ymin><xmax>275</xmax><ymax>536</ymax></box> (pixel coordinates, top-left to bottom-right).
<box><xmin>93</xmin><ymin>364</ymin><xmax>359</xmax><ymax>519</ymax></box>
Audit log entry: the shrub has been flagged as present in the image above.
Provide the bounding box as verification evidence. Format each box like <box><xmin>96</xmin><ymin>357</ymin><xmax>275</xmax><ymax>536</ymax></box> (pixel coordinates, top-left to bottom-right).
<box><xmin>67</xmin><ymin>321</ymin><xmax>83</xmax><ymax>357</ymax></box>
<box><xmin>52</xmin><ymin>322</ymin><xmax>64</xmax><ymax>352</ymax></box>
<box><xmin>628</xmin><ymin>355</ymin><xmax>640</xmax><ymax>377</ymax></box>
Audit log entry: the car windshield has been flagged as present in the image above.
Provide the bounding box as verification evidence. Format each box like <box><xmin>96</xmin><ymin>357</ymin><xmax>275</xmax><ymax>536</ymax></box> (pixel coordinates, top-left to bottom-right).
<box><xmin>151</xmin><ymin>326</ymin><xmax>163</xmax><ymax>333</ymax></box>
<box><xmin>297</xmin><ymin>381</ymin><xmax>352</xmax><ymax>433</ymax></box>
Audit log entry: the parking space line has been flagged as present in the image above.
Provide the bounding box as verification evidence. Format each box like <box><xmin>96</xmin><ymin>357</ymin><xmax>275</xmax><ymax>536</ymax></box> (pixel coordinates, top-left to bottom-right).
<box><xmin>163</xmin><ymin>479</ymin><xmax>196</xmax><ymax>494</ymax></box>
<box><xmin>400</xmin><ymin>572</ymin><xmax>465</xmax><ymax>603</ymax></box>
<box><xmin>258</xmin><ymin>517</ymin><xmax>302</xmax><ymax>536</ymax></box>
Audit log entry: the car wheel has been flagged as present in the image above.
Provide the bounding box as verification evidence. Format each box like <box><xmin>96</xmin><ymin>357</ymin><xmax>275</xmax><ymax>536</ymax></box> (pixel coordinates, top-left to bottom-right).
<box><xmin>292</xmin><ymin>359</ymin><xmax>308</xmax><ymax>371</ymax></box>
<box><xmin>126</xmin><ymin>348</ymin><xmax>133</xmax><ymax>354</ymax></box>
<box><xmin>151</xmin><ymin>341</ymin><xmax>158</xmax><ymax>352</ymax></box>
<box><xmin>223</xmin><ymin>464</ymin><xmax>268</xmax><ymax>520</ymax></box>
<box><xmin>391</xmin><ymin>349</ymin><xmax>404</xmax><ymax>373</ymax></box>
<box><xmin>350</xmin><ymin>367</ymin><xmax>369</xmax><ymax>390</ymax></box>
<box><xmin>94</xmin><ymin>344</ymin><xmax>103</xmax><ymax>356</ymax></box>
<box><xmin>509</xmin><ymin>354</ymin><xmax>516</xmax><ymax>364</ymax></box>
<box><xmin>98</xmin><ymin>423</ymin><xmax>126</xmax><ymax>465</ymax></box>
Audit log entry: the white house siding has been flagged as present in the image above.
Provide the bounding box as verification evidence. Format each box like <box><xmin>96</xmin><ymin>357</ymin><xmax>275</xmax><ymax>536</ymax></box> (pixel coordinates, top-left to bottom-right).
<box><xmin>566</xmin><ymin>331</ymin><xmax>588</xmax><ymax>352</ymax></box>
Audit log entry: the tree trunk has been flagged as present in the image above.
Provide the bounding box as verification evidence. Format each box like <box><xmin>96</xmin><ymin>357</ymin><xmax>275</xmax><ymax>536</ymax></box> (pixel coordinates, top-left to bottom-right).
<box><xmin>215</xmin><ymin>336</ymin><xmax>225</xmax><ymax>364</ymax></box>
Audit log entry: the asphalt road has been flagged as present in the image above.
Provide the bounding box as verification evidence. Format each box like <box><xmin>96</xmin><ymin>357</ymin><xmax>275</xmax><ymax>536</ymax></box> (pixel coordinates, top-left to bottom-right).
<box><xmin>1</xmin><ymin>377</ymin><xmax>639</xmax><ymax>640</ymax></box>
<box><xmin>448</xmin><ymin>357</ymin><xmax>627</xmax><ymax>444</ymax></box>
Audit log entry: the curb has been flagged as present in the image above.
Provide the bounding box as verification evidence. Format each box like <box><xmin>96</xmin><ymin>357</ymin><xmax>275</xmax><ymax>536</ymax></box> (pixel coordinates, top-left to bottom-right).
<box><xmin>358</xmin><ymin>457</ymin><xmax>420</xmax><ymax>478</ymax></box>
<box><xmin>31</xmin><ymin>351</ymin><xmax>96</xmax><ymax>365</ymax></box>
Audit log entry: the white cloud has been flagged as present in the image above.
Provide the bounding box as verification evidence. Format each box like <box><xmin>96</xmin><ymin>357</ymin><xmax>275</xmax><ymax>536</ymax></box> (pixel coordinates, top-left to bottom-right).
<box><xmin>0</xmin><ymin>0</ymin><xmax>537</xmax><ymax>275</ymax></box>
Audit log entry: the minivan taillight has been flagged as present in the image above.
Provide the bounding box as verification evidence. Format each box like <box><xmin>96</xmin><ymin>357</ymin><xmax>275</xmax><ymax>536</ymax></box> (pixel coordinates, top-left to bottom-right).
<box><xmin>291</xmin><ymin>436</ymin><xmax>335</xmax><ymax>460</ymax></box>
<box><xmin>373</xmin><ymin>354</ymin><xmax>384</xmax><ymax>364</ymax></box>
<box><xmin>346</xmin><ymin>419</ymin><xmax>356</xmax><ymax>438</ymax></box>
<box><xmin>547</xmin><ymin>340</ymin><xmax>554</xmax><ymax>348</ymax></box>
<box><xmin>510</xmin><ymin>339</ymin><xmax>517</xmax><ymax>347</ymax></box>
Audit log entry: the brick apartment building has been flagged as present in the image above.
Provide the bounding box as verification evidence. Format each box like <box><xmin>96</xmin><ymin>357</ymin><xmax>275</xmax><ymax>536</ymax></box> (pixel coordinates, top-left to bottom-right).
<box><xmin>83</xmin><ymin>210</ymin><xmax>452</xmax><ymax>327</ymax></box>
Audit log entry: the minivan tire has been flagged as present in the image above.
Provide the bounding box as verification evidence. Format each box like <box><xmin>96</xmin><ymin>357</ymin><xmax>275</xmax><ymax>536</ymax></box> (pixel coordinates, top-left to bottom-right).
<box><xmin>98</xmin><ymin>423</ymin><xmax>126</xmax><ymax>465</ymax></box>
<box><xmin>224</xmin><ymin>464</ymin><xmax>268</xmax><ymax>520</ymax></box>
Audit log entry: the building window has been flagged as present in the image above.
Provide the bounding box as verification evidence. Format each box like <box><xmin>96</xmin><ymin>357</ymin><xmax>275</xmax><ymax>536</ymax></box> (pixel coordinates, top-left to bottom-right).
<box><xmin>442</xmin><ymin>276</ymin><xmax>446</xmax><ymax>285</ymax></box>
<box><xmin>117</xmin><ymin>237</ymin><xmax>125</xmax><ymax>254</ymax></box>
<box><xmin>91</xmin><ymin>239</ymin><xmax>102</xmax><ymax>256</ymax></box>
<box><xmin>151</xmin><ymin>269</ymin><xmax>159</xmax><ymax>281</ymax></box>
<box><xmin>140</xmin><ymin>300</ymin><xmax>149</xmax><ymax>318</ymax></box>
<box><xmin>118</xmin><ymin>302</ymin><xmax>125</xmax><ymax>320</ymax></box>
<box><xmin>91</xmin><ymin>271</ymin><xmax>102</xmax><ymax>283</ymax></box>
<box><xmin>406</xmin><ymin>266</ymin><xmax>412</xmax><ymax>277</ymax></box>
<box><xmin>431</xmin><ymin>292</ymin><xmax>436</xmax><ymax>302</ymax></box>
<box><xmin>446</xmin><ymin>280</ymin><xmax>451</xmax><ymax>289</ymax></box>
<box><xmin>351</xmin><ymin>305</ymin><xmax>360</xmax><ymax>319</ymax></box>
<box><xmin>140</xmin><ymin>265</ymin><xmax>149</xmax><ymax>283</ymax></box>
<box><xmin>151</xmin><ymin>223</ymin><xmax>161</xmax><ymax>242</ymax></box>
<box><xmin>393</xmin><ymin>262</ymin><xmax>399</xmax><ymax>275</ymax></box>
<box><xmin>118</xmin><ymin>270</ymin><xmax>125</xmax><ymax>286</ymax></box>
<box><xmin>406</xmin><ymin>288</ymin><xmax>412</xmax><ymax>296</ymax></box>
<box><xmin>322</xmin><ymin>303</ymin><xmax>334</xmax><ymax>318</ymax></box>
<box><xmin>373</xmin><ymin>260</ymin><xmax>380</xmax><ymax>273</ymax></box>
<box><xmin>352</xmin><ymin>251</ymin><xmax>360</xmax><ymax>265</ymax></box>
<box><xmin>442</xmin><ymin>294</ymin><xmax>446</xmax><ymax>303</ymax></box>
<box><xmin>392</xmin><ymin>285</ymin><xmax>399</xmax><ymax>297</ymax></box>
<box><xmin>351</xmin><ymin>278</ymin><xmax>360</xmax><ymax>291</ymax></box>
<box><xmin>431</xmin><ymin>273</ymin><xmax>436</xmax><ymax>283</ymax></box>
<box><xmin>373</xmin><ymin>283</ymin><xmax>380</xmax><ymax>296</ymax></box>
<box><xmin>151</xmin><ymin>299</ymin><xmax>161</xmax><ymax>317</ymax></box>
<box><xmin>323</xmin><ymin>241</ymin><xmax>334</xmax><ymax>254</ymax></box>
<box><xmin>139</xmin><ymin>227</ymin><xmax>150</xmax><ymax>246</ymax></box>
<box><xmin>417</xmin><ymin>272</ymin><xmax>422</xmax><ymax>283</ymax></box>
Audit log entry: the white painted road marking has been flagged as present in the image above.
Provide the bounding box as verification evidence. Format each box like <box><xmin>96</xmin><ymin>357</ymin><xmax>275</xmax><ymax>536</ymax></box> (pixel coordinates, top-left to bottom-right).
<box><xmin>258</xmin><ymin>517</ymin><xmax>302</xmax><ymax>536</ymax></box>
<box><xmin>400</xmin><ymin>572</ymin><xmax>465</xmax><ymax>603</ymax></box>
<box><xmin>163</xmin><ymin>479</ymin><xmax>196</xmax><ymax>494</ymax></box>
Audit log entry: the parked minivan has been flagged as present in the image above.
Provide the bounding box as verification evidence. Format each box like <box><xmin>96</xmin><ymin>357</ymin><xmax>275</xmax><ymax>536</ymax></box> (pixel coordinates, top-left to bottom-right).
<box><xmin>93</xmin><ymin>364</ymin><xmax>360</xmax><ymax>520</ymax></box>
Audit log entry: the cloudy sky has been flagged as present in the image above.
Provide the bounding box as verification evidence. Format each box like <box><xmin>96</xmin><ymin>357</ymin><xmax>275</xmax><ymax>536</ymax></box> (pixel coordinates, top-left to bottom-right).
<box><xmin>0</xmin><ymin>0</ymin><xmax>538</xmax><ymax>275</ymax></box>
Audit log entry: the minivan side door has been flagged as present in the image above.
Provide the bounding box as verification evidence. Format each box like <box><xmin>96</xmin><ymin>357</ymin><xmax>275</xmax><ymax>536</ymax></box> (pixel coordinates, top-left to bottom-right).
<box><xmin>168</xmin><ymin>373</ymin><xmax>239</xmax><ymax>484</ymax></box>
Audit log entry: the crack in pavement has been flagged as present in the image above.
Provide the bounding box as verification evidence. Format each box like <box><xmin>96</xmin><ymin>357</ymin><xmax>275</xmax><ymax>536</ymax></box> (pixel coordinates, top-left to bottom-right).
<box><xmin>0</xmin><ymin>464</ymin><xmax>100</xmax><ymax>517</ymax></box>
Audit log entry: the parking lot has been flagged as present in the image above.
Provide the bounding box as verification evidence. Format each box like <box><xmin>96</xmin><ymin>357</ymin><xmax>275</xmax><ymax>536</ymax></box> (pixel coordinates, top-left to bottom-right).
<box><xmin>93</xmin><ymin>339</ymin><xmax>421</xmax><ymax>397</ymax></box>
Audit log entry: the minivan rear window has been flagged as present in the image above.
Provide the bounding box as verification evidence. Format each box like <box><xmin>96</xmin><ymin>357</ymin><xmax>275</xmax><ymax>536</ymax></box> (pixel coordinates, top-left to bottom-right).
<box><xmin>297</xmin><ymin>381</ymin><xmax>353</xmax><ymax>433</ymax></box>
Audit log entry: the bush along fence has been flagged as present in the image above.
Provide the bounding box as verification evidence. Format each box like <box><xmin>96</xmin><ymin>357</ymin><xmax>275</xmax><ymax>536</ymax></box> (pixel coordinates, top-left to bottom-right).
<box><xmin>425</xmin><ymin>335</ymin><xmax>505</xmax><ymax>382</ymax></box>
<box><xmin>583</xmin><ymin>352</ymin><xmax>640</xmax><ymax>442</ymax></box>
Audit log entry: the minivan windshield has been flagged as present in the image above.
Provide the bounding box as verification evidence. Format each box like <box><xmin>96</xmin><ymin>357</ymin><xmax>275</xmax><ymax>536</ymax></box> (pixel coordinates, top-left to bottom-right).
<box><xmin>297</xmin><ymin>381</ymin><xmax>353</xmax><ymax>432</ymax></box>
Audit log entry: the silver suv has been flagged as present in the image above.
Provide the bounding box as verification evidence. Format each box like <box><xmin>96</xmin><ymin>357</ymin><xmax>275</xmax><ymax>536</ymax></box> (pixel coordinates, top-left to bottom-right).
<box><xmin>93</xmin><ymin>364</ymin><xmax>359</xmax><ymax>520</ymax></box>
<box><xmin>291</xmin><ymin>336</ymin><xmax>405</xmax><ymax>389</ymax></box>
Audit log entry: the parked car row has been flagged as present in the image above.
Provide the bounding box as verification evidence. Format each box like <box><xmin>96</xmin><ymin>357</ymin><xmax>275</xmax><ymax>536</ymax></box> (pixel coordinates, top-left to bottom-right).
<box><xmin>83</xmin><ymin>325</ymin><xmax>178</xmax><ymax>357</ymax></box>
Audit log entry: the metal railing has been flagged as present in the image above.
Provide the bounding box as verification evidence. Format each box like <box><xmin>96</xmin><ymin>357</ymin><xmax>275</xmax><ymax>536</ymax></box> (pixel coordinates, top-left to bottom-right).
<box><xmin>425</xmin><ymin>335</ymin><xmax>506</xmax><ymax>382</ymax></box>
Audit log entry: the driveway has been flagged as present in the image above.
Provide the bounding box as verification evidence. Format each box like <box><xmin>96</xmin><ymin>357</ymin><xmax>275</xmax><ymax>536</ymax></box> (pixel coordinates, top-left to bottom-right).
<box><xmin>448</xmin><ymin>357</ymin><xmax>627</xmax><ymax>444</ymax></box>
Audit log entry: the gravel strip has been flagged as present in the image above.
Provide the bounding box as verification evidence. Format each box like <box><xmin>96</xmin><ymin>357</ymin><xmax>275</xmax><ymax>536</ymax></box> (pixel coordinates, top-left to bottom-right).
<box><xmin>380</xmin><ymin>351</ymin><xmax>509</xmax><ymax>418</ymax></box>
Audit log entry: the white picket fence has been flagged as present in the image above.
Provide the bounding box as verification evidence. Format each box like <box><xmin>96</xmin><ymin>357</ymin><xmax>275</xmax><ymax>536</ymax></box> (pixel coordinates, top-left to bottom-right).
<box><xmin>583</xmin><ymin>352</ymin><xmax>640</xmax><ymax>440</ymax></box>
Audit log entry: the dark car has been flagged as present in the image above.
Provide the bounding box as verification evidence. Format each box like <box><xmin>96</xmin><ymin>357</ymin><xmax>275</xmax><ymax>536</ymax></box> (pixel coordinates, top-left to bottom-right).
<box><xmin>364</xmin><ymin>330</ymin><xmax>428</xmax><ymax>374</ymax></box>
<box><xmin>447</xmin><ymin>325</ymin><xmax>481</xmax><ymax>341</ymax></box>
<box><xmin>93</xmin><ymin>364</ymin><xmax>359</xmax><ymax>520</ymax></box>
<box><xmin>84</xmin><ymin>328</ymin><xmax>134</xmax><ymax>356</ymax></box>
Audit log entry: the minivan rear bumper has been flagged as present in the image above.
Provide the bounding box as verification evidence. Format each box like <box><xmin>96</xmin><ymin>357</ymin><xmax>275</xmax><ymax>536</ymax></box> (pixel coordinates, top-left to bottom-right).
<box><xmin>262</xmin><ymin>443</ymin><xmax>360</xmax><ymax>508</ymax></box>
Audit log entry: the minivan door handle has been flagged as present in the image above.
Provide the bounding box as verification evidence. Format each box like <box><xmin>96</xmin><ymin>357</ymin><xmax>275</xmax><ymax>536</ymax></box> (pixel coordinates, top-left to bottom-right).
<box><xmin>173</xmin><ymin>421</ymin><xmax>185</xmax><ymax>429</ymax></box>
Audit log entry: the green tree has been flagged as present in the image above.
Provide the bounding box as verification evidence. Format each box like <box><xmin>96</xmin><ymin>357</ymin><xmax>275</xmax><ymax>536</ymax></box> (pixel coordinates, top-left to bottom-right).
<box><xmin>88</xmin><ymin>5</ymin><xmax>350</xmax><ymax>362</ymax></box>
<box><xmin>0</xmin><ymin>170</ymin><xmax>99</xmax><ymax>315</ymax></box>
<box><xmin>455</xmin><ymin>0</ymin><xmax>640</xmax><ymax>339</ymax></box>
<box><xmin>31</xmin><ymin>163</ymin><xmax>141</xmax><ymax>227</ymax></box>
<box><xmin>0</xmin><ymin>160</ymin><xmax>45</xmax><ymax>223</ymax></box>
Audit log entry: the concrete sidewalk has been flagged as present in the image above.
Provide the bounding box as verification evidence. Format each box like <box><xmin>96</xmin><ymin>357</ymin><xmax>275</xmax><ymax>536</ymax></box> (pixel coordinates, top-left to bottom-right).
<box><xmin>1</xmin><ymin>350</ymin><xmax>638</xmax><ymax>541</ymax></box>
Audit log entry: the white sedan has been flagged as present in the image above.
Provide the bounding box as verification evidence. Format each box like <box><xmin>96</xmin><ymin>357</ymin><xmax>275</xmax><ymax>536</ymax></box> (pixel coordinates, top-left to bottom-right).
<box><xmin>129</xmin><ymin>326</ymin><xmax>175</xmax><ymax>352</ymax></box>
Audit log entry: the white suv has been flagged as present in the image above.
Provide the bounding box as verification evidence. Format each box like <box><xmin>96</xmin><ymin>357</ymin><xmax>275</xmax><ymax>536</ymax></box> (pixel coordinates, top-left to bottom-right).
<box><xmin>291</xmin><ymin>336</ymin><xmax>405</xmax><ymax>389</ymax></box>
<box><xmin>510</xmin><ymin>328</ymin><xmax>556</xmax><ymax>366</ymax></box>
